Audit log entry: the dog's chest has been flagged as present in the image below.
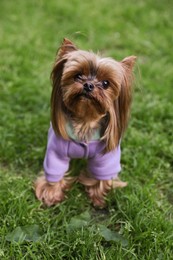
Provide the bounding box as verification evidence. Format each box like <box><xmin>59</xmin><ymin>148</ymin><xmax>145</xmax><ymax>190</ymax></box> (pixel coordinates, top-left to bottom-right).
<box><xmin>66</xmin><ymin>120</ymin><xmax>101</xmax><ymax>142</ymax></box>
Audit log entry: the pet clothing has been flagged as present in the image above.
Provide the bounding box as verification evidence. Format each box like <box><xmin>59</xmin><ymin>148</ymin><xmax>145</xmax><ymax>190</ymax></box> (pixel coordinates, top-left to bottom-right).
<box><xmin>44</xmin><ymin>124</ymin><xmax>121</xmax><ymax>182</ymax></box>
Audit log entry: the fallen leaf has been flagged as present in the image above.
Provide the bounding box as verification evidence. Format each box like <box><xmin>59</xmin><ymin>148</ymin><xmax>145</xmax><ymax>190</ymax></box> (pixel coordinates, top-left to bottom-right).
<box><xmin>66</xmin><ymin>211</ymin><xmax>91</xmax><ymax>231</ymax></box>
<box><xmin>6</xmin><ymin>224</ymin><xmax>42</xmax><ymax>243</ymax></box>
<box><xmin>98</xmin><ymin>224</ymin><xmax>128</xmax><ymax>246</ymax></box>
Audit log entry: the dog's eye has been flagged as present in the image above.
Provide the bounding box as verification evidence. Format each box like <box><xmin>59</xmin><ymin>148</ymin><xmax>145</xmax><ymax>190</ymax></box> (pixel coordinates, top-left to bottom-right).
<box><xmin>74</xmin><ymin>73</ymin><xmax>83</xmax><ymax>81</ymax></box>
<box><xmin>102</xmin><ymin>80</ymin><xmax>109</xmax><ymax>89</ymax></box>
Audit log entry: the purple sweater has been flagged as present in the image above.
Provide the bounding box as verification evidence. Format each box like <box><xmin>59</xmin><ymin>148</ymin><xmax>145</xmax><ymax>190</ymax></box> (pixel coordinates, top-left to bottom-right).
<box><xmin>43</xmin><ymin>125</ymin><xmax>121</xmax><ymax>182</ymax></box>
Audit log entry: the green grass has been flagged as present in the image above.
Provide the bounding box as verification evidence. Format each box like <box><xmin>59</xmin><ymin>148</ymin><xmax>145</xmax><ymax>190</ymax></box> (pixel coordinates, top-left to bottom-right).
<box><xmin>0</xmin><ymin>0</ymin><xmax>173</xmax><ymax>259</ymax></box>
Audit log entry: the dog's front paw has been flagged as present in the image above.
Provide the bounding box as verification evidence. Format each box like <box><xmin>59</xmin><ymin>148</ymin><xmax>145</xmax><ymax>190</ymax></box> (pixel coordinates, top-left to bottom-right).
<box><xmin>34</xmin><ymin>176</ymin><xmax>71</xmax><ymax>206</ymax></box>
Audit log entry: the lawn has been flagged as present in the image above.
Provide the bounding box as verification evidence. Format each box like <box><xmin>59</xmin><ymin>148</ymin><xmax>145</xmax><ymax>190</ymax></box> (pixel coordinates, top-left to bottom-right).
<box><xmin>0</xmin><ymin>0</ymin><xmax>173</xmax><ymax>259</ymax></box>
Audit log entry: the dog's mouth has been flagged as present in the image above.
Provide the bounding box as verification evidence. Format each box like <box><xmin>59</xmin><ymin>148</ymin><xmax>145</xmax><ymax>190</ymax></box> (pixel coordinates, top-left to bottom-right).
<box><xmin>63</xmin><ymin>89</ymin><xmax>107</xmax><ymax>116</ymax></box>
<box><xmin>78</xmin><ymin>92</ymin><xmax>93</xmax><ymax>99</ymax></box>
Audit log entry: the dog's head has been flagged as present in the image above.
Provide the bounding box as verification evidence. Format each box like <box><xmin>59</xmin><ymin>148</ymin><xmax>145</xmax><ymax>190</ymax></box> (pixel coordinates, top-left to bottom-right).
<box><xmin>51</xmin><ymin>38</ymin><xmax>136</xmax><ymax>151</ymax></box>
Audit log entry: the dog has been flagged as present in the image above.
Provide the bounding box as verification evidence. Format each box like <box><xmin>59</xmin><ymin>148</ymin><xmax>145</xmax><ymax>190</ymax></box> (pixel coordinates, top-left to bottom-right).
<box><xmin>34</xmin><ymin>38</ymin><xmax>136</xmax><ymax>207</ymax></box>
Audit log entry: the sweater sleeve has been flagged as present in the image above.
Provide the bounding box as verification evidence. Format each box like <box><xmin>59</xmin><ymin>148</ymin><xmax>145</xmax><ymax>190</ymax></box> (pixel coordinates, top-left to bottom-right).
<box><xmin>88</xmin><ymin>144</ymin><xmax>121</xmax><ymax>180</ymax></box>
<box><xmin>43</xmin><ymin>126</ymin><xmax>70</xmax><ymax>182</ymax></box>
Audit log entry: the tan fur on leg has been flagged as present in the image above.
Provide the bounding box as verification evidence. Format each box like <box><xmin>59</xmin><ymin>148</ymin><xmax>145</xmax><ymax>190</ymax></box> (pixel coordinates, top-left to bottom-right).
<box><xmin>78</xmin><ymin>172</ymin><xmax>127</xmax><ymax>208</ymax></box>
<box><xmin>34</xmin><ymin>174</ymin><xmax>76</xmax><ymax>206</ymax></box>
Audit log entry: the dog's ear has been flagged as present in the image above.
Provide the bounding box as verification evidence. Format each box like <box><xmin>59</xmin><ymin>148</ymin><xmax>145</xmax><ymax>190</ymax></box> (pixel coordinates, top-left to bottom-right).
<box><xmin>121</xmin><ymin>56</ymin><xmax>137</xmax><ymax>70</ymax></box>
<box><xmin>50</xmin><ymin>39</ymin><xmax>78</xmax><ymax>138</ymax></box>
<box><xmin>58</xmin><ymin>38</ymin><xmax>78</xmax><ymax>58</ymax></box>
<box><xmin>50</xmin><ymin>58</ymin><xmax>69</xmax><ymax>139</ymax></box>
<box><xmin>117</xmin><ymin>56</ymin><xmax>137</xmax><ymax>137</ymax></box>
<box><xmin>103</xmin><ymin>56</ymin><xmax>136</xmax><ymax>152</ymax></box>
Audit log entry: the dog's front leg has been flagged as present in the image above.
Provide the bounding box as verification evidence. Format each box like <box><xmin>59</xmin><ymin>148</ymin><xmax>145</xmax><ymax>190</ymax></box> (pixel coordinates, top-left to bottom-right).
<box><xmin>34</xmin><ymin>175</ymin><xmax>75</xmax><ymax>206</ymax></box>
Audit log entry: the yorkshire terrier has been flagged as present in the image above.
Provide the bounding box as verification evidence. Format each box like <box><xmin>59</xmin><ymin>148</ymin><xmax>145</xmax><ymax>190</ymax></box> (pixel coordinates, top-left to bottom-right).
<box><xmin>34</xmin><ymin>38</ymin><xmax>136</xmax><ymax>208</ymax></box>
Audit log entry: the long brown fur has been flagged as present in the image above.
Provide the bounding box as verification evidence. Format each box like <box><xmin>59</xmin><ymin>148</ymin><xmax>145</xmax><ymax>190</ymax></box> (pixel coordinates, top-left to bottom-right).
<box><xmin>78</xmin><ymin>172</ymin><xmax>127</xmax><ymax>208</ymax></box>
<box><xmin>51</xmin><ymin>39</ymin><xmax>136</xmax><ymax>151</ymax></box>
<box><xmin>34</xmin><ymin>38</ymin><xmax>136</xmax><ymax>207</ymax></box>
<box><xmin>34</xmin><ymin>174</ymin><xmax>76</xmax><ymax>206</ymax></box>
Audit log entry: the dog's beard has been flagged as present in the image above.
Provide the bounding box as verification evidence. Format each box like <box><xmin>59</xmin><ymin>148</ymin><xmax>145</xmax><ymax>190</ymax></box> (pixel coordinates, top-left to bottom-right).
<box><xmin>62</xmin><ymin>86</ymin><xmax>108</xmax><ymax>120</ymax></box>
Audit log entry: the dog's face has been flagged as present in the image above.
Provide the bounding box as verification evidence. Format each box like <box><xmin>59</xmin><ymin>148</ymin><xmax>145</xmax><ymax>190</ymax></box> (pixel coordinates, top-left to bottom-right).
<box><xmin>61</xmin><ymin>50</ymin><xmax>124</xmax><ymax>120</ymax></box>
<box><xmin>51</xmin><ymin>39</ymin><xmax>136</xmax><ymax>151</ymax></box>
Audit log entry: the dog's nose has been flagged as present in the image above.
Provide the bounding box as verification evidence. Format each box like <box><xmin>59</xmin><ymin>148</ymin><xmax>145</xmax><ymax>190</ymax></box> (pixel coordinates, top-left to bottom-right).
<box><xmin>83</xmin><ymin>82</ymin><xmax>94</xmax><ymax>92</ymax></box>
